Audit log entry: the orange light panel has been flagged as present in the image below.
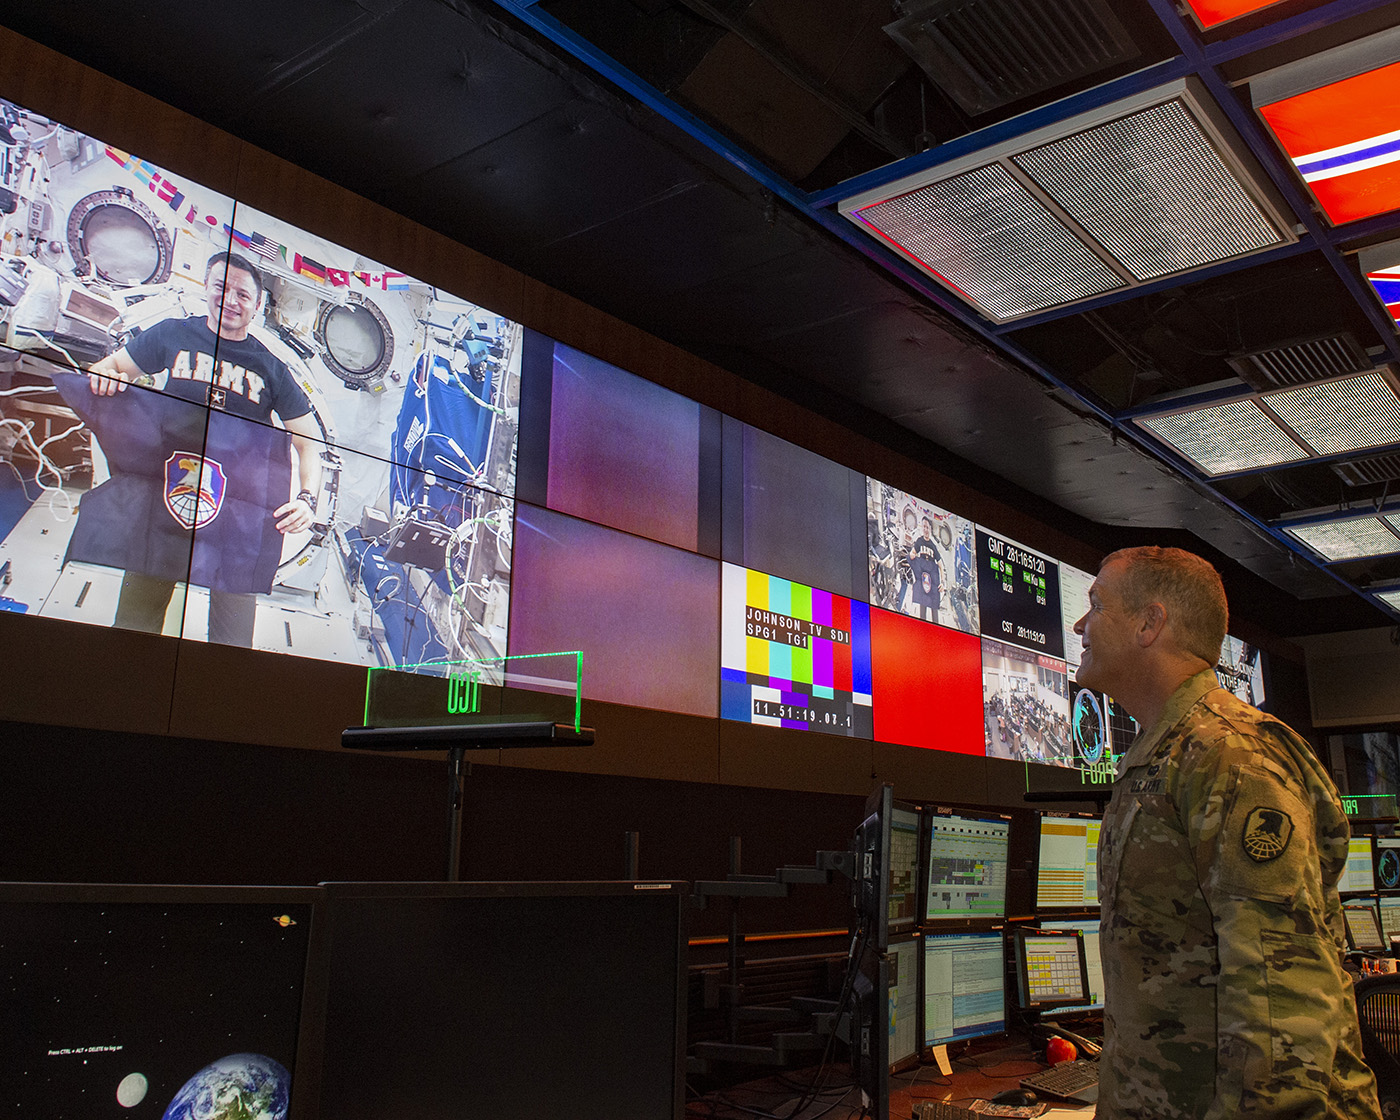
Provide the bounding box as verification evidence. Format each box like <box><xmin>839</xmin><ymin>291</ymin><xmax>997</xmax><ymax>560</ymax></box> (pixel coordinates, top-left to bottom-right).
<box><xmin>1184</xmin><ymin>0</ymin><xmax>1290</xmax><ymax>27</ymax></box>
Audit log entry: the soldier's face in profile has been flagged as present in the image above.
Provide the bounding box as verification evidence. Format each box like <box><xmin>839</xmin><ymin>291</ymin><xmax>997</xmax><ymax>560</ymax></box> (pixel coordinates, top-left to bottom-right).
<box><xmin>1073</xmin><ymin>559</ymin><xmax>1139</xmax><ymax>694</ymax></box>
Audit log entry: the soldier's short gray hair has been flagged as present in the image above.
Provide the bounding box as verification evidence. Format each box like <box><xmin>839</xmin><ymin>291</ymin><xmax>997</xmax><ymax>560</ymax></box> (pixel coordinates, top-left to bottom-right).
<box><xmin>1101</xmin><ymin>546</ymin><xmax>1227</xmax><ymax>665</ymax></box>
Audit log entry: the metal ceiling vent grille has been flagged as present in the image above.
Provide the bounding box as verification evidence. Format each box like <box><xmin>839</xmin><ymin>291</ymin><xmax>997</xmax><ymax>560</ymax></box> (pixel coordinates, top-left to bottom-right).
<box><xmin>1265</xmin><ymin>371</ymin><xmax>1400</xmax><ymax>456</ymax></box>
<box><xmin>840</xmin><ymin>79</ymin><xmax>1296</xmax><ymax>324</ymax></box>
<box><xmin>1228</xmin><ymin>333</ymin><xmax>1372</xmax><ymax>390</ymax></box>
<box><xmin>1334</xmin><ymin>451</ymin><xmax>1400</xmax><ymax>486</ymax></box>
<box><xmin>883</xmin><ymin>0</ymin><xmax>1140</xmax><ymax>117</ymax></box>
<box><xmin>1135</xmin><ymin>368</ymin><xmax>1400</xmax><ymax>477</ymax></box>
<box><xmin>1138</xmin><ymin>398</ymin><xmax>1309</xmax><ymax>475</ymax></box>
<box><xmin>1284</xmin><ymin>517</ymin><xmax>1400</xmax><ymax>562</ymax></box>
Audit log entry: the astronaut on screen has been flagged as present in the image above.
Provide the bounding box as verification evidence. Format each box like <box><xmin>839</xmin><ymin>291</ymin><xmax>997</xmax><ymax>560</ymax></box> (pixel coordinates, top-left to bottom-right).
<box><xmin>52</xmin><ymin>250</ymin><xmax>322</xmax><ymax>645</ymax></box>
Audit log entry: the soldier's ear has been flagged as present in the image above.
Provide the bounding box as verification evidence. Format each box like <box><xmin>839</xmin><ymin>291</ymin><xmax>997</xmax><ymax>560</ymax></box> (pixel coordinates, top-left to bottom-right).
<box><xmin>1136</xmin><ymin>601</ymin><xmax>1167</xmax><ymax>647</ymax></box>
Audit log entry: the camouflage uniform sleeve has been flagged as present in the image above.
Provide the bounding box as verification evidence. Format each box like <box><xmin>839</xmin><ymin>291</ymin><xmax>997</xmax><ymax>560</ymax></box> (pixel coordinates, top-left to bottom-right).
<box><xmin>1175</xmin><ymin>726</ymin><xmax>1350</xmax><ymax>1119</ymax></box>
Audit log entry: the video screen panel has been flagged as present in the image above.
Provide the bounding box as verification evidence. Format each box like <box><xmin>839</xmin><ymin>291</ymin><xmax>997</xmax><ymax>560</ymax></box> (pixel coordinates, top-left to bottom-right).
<box><xmin>1217</xmin><ymin>634</ymin><xmax>1266</xmax><ymax>709</ymax></box>
<box><xmin>542</xmin><ymin>338</ymin><xmax>718</xmax><ymax>553</ymax></box>
<box><xmin>865</xmin><ymin>479</ymin><xmax>978</xmax><ymax>634</ymax></box>
<box><xmin>975</xmin><ymin>528</ymin><xmax>1064</xmax><ymax>659</ymax></box>
<box><xmin>509</xmin><ymin>505</ymin><xmax>719</xmax><ymax>717</ymax></box>
<box><xmin>1059</xmin><ymin>560</ymin><xmax>1093</xmax><ymax>681</ymax></box>
<box><xmin>720</xmin><ymin>562</ymin><xmax>873</xmax><ymax>736</ymax></box>
<box><xmin>1</xmin><ymin>886</ymin><xmax>314</xmax><ymax>1120</ymax></box>
<box><xmin>1036</xmin><ymin>814</ymin><xmax>1101</xmax><ymax>910</ymax></box>
<box><xmin>924</xmin><ymin>810</ymin><xmax>1010</xmax><ymax>921</ymax></box>
<box><xmin>1377</xmin><ymin>837</ymin><xmax>1400</xmax><ymax>893</ymax></box>
<box><xmin>1041</xmin><ymin>918</ymin><xmax>1105</xmax><ymax>1014</ymax></box>
<box><xmin>720</xmin><ymin>418</ymin><xmax>868</xmax><ymax>601</ymax></box>
<box><xmin>889</xmin><ymin>935</ymin><xmax>920</xmax><ymax>1069</ymax></box>
<box><xmin>922</xmin><ymin>931</ymin><xmax>1006</xmax><ymax>1049</ymax></box>
<box><xmin>0</xmin><ymin>96</ymin><xmax>527</xmax><ymax>674</ymax></box>
<box><xmin>1343</xmin><ymin>837</ymin><xmax>1378</xmax><ymax>894</ymax></box>
<box><xmin>1070</xmin><ymin>687</ymin><xmax>1135</xmax><ymax>767</ymax></box>
<box><xmin>869</xmin><ymin>607</ymin><xmax>984</xmax><ymax>754</ymax></box>
<box><xmin>982</xmin><ymin>638</ymin><xmax>1072</xmax><ymax>767</ymax></box>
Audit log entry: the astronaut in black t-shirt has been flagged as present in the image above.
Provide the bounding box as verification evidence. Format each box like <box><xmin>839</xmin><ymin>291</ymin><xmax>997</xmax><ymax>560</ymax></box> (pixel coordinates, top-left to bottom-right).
<box><xmin>86</xmin><ymin>251</ymin><xmax>322</xmax><ymax>645</ymax></box>
<box><xmin>907</xmin><ymin>515</ymin><xmax>943</xmax><ymax>623</ymax></box>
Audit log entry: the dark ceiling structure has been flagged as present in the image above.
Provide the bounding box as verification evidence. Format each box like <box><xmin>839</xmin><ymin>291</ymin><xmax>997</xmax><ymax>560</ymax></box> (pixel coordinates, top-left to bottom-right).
<box><xmin>5</xmin><ymin>0</ymin><xmax>1400</xmax><ymax>637</ymax></box>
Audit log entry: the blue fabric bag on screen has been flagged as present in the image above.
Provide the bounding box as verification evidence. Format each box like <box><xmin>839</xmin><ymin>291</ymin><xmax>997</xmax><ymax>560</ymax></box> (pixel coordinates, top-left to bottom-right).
<box><xmin>52</xmin><ymin>371</ymin><xmax>292</xmax><ymax>594</ymax></box>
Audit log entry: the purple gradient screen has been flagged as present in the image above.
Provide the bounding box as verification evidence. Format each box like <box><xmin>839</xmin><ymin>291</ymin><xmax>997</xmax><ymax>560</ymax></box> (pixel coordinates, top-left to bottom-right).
<box><xmin>509</xmin><ymin>504</ymin><xmax>719</xmax><ymax>717</ymax></box>
<box><xmin>547</xmin><ymin>343</ymin><xmax>701</xmax><ymax>551</ymax></box>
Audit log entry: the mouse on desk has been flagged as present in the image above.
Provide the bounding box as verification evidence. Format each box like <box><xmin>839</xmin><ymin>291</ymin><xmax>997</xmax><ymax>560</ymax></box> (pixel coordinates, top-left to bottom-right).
<box><xmin>990</xmin><ymin>1089</ymin><xmax>1040</xmax><ymax>1107</ymax></box>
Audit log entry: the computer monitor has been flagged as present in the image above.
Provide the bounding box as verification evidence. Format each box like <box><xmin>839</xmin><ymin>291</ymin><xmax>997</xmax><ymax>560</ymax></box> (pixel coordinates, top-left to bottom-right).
<box><xmin>0</xmin><ymin>883</ymin><xmax>319</xmax><ymax>1120</ymax></box>
<box><xmin>1343</xmin><ymin>837</ymin><xmax>1378</xmax><ymax>894</ymax></box>
<box><xmin>1040</xmin><ymin>918</ymin><xmax>1105</xmax><ymax>1014</ymax></box>
<box><xmin>315</xmin><ymin>881</ymin><xmax>686</xmax><ymax>1120</ymax></box>
<box><xmin>854</xmin><ymin>783</ymin><xmax>921</xmax><ymax>950</ymax></box>
<box><xmin>1012</xmin><ymin>928</ymin><xmax>1090</xmax><ymax>1014</ymax></box>
<box><xmin>888</xmin><ymin>934</ymin><xmax>921</xmax><ymax>1072</ymax></box>
<box><xmin>1344</xmin><ymin>900</ymin><xmax>1386</xmax><ymax>952</ymax></box>
<box><xmin>1379</xmin><ymin>896</ymin><xmax>1400</xmax><ymax>946</ymax></box>
<box><xmin>921</xmin><ymin>931</ymin><xmax>1006</xmax><ymax>1049</ymax></box>
<box><xmin>1035</xmin><ymin>812</ymin><xmax>1101</xmax><ymax>910</ymax></box>
<box><xmin>924</xmin><ymin>810</ymin><xmax>1011</xmax><ymax>921</ymax></box>
<box><xmin>1375</xmin><ymin>837</ymin><xmax>1400</xmax><ymax>893</ymax></box>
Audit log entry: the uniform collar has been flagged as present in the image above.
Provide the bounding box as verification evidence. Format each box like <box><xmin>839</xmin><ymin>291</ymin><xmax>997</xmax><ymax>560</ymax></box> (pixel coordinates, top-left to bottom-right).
<box><xmin>1118</xmin><ymin>667</ymin><xmax>1220</xmax><ymax>773</ymax></box>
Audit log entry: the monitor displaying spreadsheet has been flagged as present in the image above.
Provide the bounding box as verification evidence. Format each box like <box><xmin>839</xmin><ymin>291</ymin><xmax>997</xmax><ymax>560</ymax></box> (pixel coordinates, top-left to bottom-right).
<box><xmin>1342</xmin><ymin>837</ymin><xmax>1377</xmax><ymax>894</ymax></box>
<box><xmin>1036</xmin><ymin>813</ymin><xmax>1100</xmax><ymax>910</ymax></box>
<box><xmin>924</xmin><ymin>811</ymin><xmax>1010</xmax><ymax>921</ymax></box>
<box><xmin>1041</xmin><ymin>918</ymin><xmax>1104</xmax><ymax>1014</ymax></box>
<box><xmin>922</xmin><ymin>931</ymin><xmax>1006</xmax><ymax>1049</ymax></box>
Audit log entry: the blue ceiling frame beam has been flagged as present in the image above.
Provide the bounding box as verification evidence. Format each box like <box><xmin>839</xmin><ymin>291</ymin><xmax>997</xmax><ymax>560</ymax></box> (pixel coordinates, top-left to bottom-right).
<box><xmin>804</xmin><ymin>58</ymin><xmax>1192</xmax><ymax>211</ymax></box>
<box><xmin>990</xmin><ymin>237</ymin><xmax>1316</xmax><ymax>334</ymax></box>
<box><xmin>1204</xmin><ymin>0</ymin><xmax>1399</xmax><ymax>64</ymax></box>
<box><xmin>1275</xmin><ymin>502</ymin><xmax>1400</xmax><ymax>528</ymax></box>
<box><xmin>493</xmin><ymin>0</ymin><xmax>1398</xmax><ymax>618</ymax></box>
<box><xmin>1116</xmin><ymin>382</ymin><xmax>1266</xmax><ymax>419</ymax></box>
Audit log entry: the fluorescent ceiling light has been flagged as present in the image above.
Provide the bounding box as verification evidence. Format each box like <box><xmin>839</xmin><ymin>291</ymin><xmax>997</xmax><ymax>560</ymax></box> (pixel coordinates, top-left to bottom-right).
<box><xmin>841</xmin><ymin>79</ymin><xmax>1293</xmax><ymax>323</ymax></box>
<box><xmin>1375</xmin><ymin>587</ymin><xmax>1400</xmax><ymax>611</ymax></box>
<box><xmin>1137</xmin><ymin>398</ymin><xmax>1308</xmax><ymax>475</ymax></box>
<box><xmin>1285</xmin><ymin>517</ymin><xmax>1400</xmax><ymax>562</ymax></box>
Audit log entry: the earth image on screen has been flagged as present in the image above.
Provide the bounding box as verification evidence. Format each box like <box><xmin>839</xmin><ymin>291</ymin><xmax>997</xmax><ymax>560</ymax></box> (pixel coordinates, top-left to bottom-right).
<box><xmin>161</xmin><ymin>1053</ymin><xmax>290</xmax><ymax>1120</ymax></box>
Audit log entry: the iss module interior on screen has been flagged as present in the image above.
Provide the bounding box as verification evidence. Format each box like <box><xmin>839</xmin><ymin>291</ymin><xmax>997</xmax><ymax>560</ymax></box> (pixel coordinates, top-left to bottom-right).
<box><xmin>0</xmin><ymin>98</ymin><xmax>519</xmax><ymax>672</ymax></box>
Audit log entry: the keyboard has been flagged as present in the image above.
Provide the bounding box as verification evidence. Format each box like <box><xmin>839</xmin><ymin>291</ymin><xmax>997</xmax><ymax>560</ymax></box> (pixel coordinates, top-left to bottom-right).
<box><xmin>1019</xmin><ymin>1059</ymin><xmax>1100</xmax><ymax>1103</ymax></box>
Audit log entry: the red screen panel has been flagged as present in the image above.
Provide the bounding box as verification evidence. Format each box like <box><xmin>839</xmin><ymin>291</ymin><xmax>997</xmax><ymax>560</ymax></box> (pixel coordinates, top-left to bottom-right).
<box><xmin>870</xmin><ymin>608</ymin><xmax>984</xmax><ymax>754</ymax></box>
<box><xmin>1258</xmin><ymin>60</ymin><xmax>1400</xmax><ymax>225</ymax></box>
<box><xmin>1183</xmin><ymin>0</ymin><xmax>1289</xmax><ymax>27</ymax></box>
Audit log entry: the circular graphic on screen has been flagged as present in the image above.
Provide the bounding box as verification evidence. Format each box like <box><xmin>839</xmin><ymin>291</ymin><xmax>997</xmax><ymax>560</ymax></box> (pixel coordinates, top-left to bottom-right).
<box><xmin>314</xmin><ymin>293</ymin><xmax>393</xmax><ymax>388</ymax></box>
<box><xmin>67</xmin><ymin>190</ymin><xmax>173</xmax><ymax>285</ymax></box>
<box><xmin>1380</xmin><ymin>847</ymin><xmax>1400</xmax><ymax>891</ymax></box>
<box><xmin>1072</xmin><ymin>688</ymin><xmax>1105</xmax><ymax>764</ymax></box>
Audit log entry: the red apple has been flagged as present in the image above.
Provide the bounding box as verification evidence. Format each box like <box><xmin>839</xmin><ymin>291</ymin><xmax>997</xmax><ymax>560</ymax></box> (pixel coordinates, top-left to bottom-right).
<box><xmin>1046</xmin><ymin>1036</ymin><xmax>1078</xmax><ymax>1065</ymax></box>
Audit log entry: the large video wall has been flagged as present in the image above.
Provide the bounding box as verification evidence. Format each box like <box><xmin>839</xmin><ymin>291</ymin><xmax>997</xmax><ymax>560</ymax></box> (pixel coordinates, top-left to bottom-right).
<box><xmin>0</xmin><ymin>97</ymin><xmax>1262</xmax><ymax>768</ymax></box>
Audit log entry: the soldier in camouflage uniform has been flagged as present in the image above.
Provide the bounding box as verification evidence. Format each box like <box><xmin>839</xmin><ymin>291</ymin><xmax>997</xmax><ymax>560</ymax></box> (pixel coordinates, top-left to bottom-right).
<box><xmin>1074</xmin><ymin>546</ymin><xmax>1380</xmax><ymax>1120</ymax></box>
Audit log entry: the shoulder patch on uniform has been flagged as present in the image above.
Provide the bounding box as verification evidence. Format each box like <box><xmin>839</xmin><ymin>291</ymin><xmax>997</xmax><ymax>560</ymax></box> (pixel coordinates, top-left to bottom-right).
<box><xmin>1242</xmin><ymin>806</ymin><xmax>1294</xmax><ymax>862</ymax></box>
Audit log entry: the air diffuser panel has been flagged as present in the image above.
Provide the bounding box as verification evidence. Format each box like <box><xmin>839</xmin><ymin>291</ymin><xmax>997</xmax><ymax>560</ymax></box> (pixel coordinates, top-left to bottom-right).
<box><xmin>1137</xmin><ymin>399</ymin><xmax>1308</xmax><ymax>475</ymax></box>
<box><xmin>851</xmin><ymin>162</ymin><xmax>1126</xmax><ymax>321</ymax></box>
<box><xmin>1012</xmin><ymin>99</ymin><xmax>1284</xmax><ymax>280</ymax></box>
<box><xmin>1285</xmin><ymin>517</ymin><xmax>1400</xmax><ymax>562</ymax></box>
<box><xmin>1265</xmin><ymin>372</ymin><xmax>1400</xmax><ymax>456</ymax></box>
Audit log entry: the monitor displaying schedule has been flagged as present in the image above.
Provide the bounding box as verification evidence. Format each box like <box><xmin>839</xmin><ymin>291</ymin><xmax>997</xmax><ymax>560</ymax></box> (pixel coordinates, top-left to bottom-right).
<box><xmin>1342</xmin><ymin>838</ymin><xmax>1377</xmax><ymax>894</ymax></box>
<box><xmin>1345</xmin><ymin>902</ymin><xmax>1386</xmax><ymax>952</ymax></box>
<box><xmin>922</xmin><ymin>932</ymin><xmax>1006</xmax><ymax>1049</ymax></box>
<box><xmin>1036</xmin><ymin>815</ymin><xmax>1101</xmax><ymax>910</ymax></box>
<box><xmin>889</xmin><ymin>936</ymin><xmax>920</xmax><ymax>1068</ymax></box>
<box><xmin>925</xmin><ymin>812</ymin><xmax>1010</xmax><ymax>920</ymax></box>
